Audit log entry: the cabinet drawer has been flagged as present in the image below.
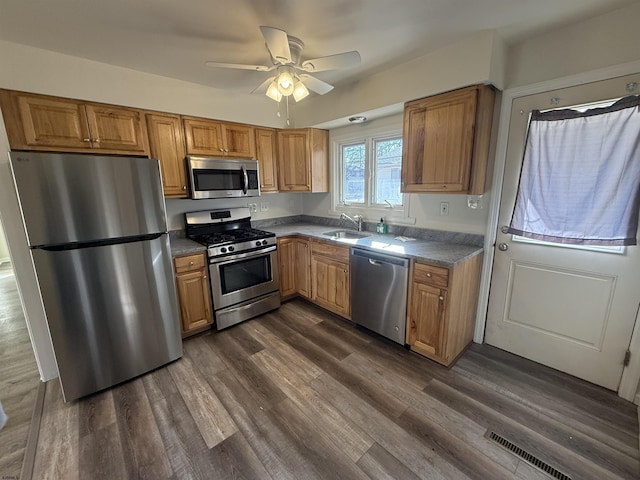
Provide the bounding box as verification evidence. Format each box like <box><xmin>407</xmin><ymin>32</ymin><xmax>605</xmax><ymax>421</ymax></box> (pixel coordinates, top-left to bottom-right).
<box><xmin>174</xmin><ymin>253</ymin><xmax>206</xmax><ymax>273</ymax></box>
<box><xmin>413</xmin><ymin>262</ymin><xmax>449</xmax><ymax>288</ymax></box>
<box><xmin>311</xmin><ymin>240</ymin><xmax>349</xmax><ymax>263</ymax></box>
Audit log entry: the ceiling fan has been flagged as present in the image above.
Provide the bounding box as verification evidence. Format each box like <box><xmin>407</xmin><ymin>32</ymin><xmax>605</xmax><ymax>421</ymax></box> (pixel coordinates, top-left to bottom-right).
<box><xmin>205</xmin><ymin>26</ymin><xmax>361</xmax><ymax>103</ymax></box>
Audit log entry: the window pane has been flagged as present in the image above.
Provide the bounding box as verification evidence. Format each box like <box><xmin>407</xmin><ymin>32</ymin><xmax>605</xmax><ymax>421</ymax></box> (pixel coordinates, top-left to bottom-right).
<box><xmin>343</xmin><ymin>143</ymin><xmax>365</xmax><ymax>203</ymax></box>
<box><xmin>374</xmin><ymin>138</ymin><xmax>402</xmax><ymax>205</ymax></box>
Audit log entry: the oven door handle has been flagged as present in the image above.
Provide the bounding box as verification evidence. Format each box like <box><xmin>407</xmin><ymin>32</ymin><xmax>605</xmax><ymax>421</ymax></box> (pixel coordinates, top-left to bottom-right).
<box><xmin>209</xmin><ymin>245</ymin><xmax>277</xmax><ymax>264</ymax></box>
<box><xmin>241</xmin><ymin>165</ymin><xmax>248</xmax><ymax>194</ymax></box>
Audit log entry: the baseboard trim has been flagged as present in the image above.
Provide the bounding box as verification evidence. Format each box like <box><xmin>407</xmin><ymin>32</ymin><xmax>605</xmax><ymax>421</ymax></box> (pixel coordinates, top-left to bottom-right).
<box><xmin>20</xmin><ymin>380</ymin><xmax>46</xmax><ymax>480</ymax></box>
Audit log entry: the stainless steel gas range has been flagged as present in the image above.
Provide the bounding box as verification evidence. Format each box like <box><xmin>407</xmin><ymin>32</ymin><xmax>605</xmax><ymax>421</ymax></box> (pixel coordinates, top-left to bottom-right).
<box><xmin>185</xmin><ymin>208</ymin><xmax>280</xmax><ymax>330</ymax></box>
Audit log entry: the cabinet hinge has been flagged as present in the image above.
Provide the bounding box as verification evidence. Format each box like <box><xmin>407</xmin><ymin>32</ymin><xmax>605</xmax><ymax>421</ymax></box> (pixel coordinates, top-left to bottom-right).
<box><xmin>623</xmin><ymin>349</ymin><xmax>631</xmax><ymax>367</ymax></box>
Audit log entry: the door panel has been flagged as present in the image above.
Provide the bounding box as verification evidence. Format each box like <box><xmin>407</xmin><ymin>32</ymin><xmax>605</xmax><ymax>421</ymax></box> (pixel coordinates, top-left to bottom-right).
<box><xmin>485</xmin><ymin>73</ymin><xmax>640</xmax><ymax>391</ymax></box>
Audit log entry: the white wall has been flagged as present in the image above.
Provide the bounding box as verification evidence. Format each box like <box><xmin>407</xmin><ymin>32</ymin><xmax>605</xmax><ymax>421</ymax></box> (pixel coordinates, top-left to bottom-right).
<box><xmin>296</xmin><ymin>30</ymin><xmax>506</xmax><ymax>128</ymax></box>
<box><xmin>506</xmin><ymin>2</ymin><xmax>640</xmax><ymax>89</ymax></box>
<box><xmin>302</xmin><ymin>114</ymin><xmax>491</xmax><ymax>235</ymax></box>
<box><xmin>0</xmin><ymin>216</ymin><xmax>9</xmax><ymax>264</ymax></box>
<box><xmin>166</xmin><ymin>193</ymin><xmax>304</xmax><ymax>231</ymax></box>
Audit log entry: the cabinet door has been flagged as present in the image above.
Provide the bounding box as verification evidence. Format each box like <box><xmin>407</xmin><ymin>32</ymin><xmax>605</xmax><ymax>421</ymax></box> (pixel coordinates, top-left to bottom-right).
<box><xmin>311</xmin><ymin>255</ymin><xmax>350</xmax><ymax>318</ymax></box>
<box><xmin>175</xmin><ymin>268</ymin><xmax>213</xmax><ymax>336</ymax></box>
<box><xmin>294</xmin><ymin>238</ymin><xmax>311</xmax><ymax>298</ymax></box>
<box><xmin>407</xmin><ymin>282</ymin><xmax>446</xmax><ymax>359</ymax></box>
<box><xmin>223</xmin><ymin>123</ymin><xmax>255</xmax><ymax>158</ymax></box>
<box><xmin>85</xmin><ymin>104</ymin><xmax>148</xmax><ymax>153</ymax></box>
<box><xmin>401</xmin><ymin>87</ymin><xmax>477</xmax><ymax>193</ymax></box>
<box><xmin>255</xmin><ymin>127</ymin><xmax>279</xmax><ymax>192</ymax></box>
<box><xmin>15</xmin><ymin>94</ymin><xmax>91</xmax><ymax>149</ymax></box>
<box><xmin>147</xmin><ymin>113</ymin><xmax>188</xmax><ymax>198</ymax></box>
<box><xmin>277</xmin><ymin>238</ymin><xmax>296</xmax><ymax>297</ymax></box>
<box><xmin>278</xmin><ymin>130</ymin><xmax>310</xmax><ymax>191</ymax></box>
<box><xmin>183</xmin><ymin>118</ymin><xmax>225</xmax><ymax>155</ymax></box>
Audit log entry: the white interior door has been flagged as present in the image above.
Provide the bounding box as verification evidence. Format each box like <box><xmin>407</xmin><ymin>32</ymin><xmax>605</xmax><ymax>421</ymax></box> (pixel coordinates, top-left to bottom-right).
<box><xmin>485</xmin><ymin>73</ymin><xmax>640</xmax><ymax>391</ymax></box>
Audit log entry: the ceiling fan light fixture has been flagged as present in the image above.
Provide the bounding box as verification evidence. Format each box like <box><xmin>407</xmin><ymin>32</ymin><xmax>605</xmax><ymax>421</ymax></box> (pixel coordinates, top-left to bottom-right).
<box><xmin>292</xmin><ymin>80</ymin><xmax>309</xmax><ymax>102</ymax></box>
<box><xmin>266</xmin><ymin>80</ymin><xmax>283</xmax><ymax>102</ymax></box>
<box><xmin>276</xmin><ymin>70</ymin><xmax>294</xmax><ymax>96</ymax></box>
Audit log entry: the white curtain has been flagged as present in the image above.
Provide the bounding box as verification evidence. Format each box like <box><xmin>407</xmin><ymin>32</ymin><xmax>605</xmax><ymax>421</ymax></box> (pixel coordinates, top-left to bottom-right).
<box><xmin>508</xmin><ymin>95</ymin><xmax>640</xmax><ymax>246</ymax></box>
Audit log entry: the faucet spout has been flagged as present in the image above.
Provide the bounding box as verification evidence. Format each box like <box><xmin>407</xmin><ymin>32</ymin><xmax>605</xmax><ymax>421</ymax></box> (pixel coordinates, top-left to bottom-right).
<box><xmin>340</xmin><ymin>213</ymin><xmax>364</xmax><ymax>232</ymax></box>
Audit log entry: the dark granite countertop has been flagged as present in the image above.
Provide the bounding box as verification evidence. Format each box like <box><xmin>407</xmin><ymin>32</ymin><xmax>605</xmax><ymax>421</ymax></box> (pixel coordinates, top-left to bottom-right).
<box><xmin>262</xmin><ymin>223</ymin><xmax>483</xmax><ymax>267</ymax></box>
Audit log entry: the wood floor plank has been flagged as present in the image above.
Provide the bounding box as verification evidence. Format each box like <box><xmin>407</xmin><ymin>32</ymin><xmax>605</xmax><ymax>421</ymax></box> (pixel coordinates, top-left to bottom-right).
<box><xmin>112</xmin><ymin>378</ymin><xmax>173</xmax><ymax>479</ymax></box>
<box><xmin>167</xmin><ymin>354</ymin><xmax>238</xmax><ymax>448</ymax></box>
<box><xmin>310</xmin><ymin>372</ymin><xmax>465</xmax><ymax>480</ymax></box>
<box><xmin>356</xmin><ymin>442</ymin><xmax>421</xmax><ymax>480</ymax></box>
<box><xmin>78</xmin><ymin>389</ymin><xmax>116</xmax><ymax>438</ymax></box>
<box><xmin>426</xmin><ymin>371</ymin><xmax>639</xmax><ymax>477</ymax></box>
<box><xmin>31</xmin><ymin>381</ymin><xmax>79</xmax><ymax>480</ymax></box>
<box><xmin>183</xmin><ymin>334</ymin><xmax>228</xmax><ymax>378</ymax></box>
<box><xmin>78</xmin><ymin>422</ymin><xmax>127</xmax><ymax>480</ymax></box>
<box><xmin>251</xmin><ymin>347</ymin><xmax>375</xmax><ymax>462</ymax></box>
<box><xmin>208</xmin><ymin>430</ymin><xmax>275</xmax><ymax>480</ymax></box>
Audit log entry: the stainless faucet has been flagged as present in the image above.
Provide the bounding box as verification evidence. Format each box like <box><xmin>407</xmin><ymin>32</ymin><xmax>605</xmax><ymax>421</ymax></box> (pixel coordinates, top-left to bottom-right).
<box><xmin>340</xmin><ymin>213</ymin><xmax>364</xmax><ymax>231</ymax></box>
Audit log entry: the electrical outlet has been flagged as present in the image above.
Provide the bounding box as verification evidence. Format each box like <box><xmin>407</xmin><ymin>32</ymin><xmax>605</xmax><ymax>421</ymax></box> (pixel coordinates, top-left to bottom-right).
<box><xmin>260</xmin><ymin>202</ymin><xmax>269</xmax><ymax>212</ymax></box>
<box><xmin>440</xmin><ymin>202</ymin><xmax>449</xmax><ymax>216</ymax></box>
<box><xmin>467</xmin><ymin>195</ymin><xmax>483</xmax><ymax>210</ymax></box>
<box><xmin>248</xmin><ymin>203</ymin><xmax>257</xmax><ymax>213</ymax></box>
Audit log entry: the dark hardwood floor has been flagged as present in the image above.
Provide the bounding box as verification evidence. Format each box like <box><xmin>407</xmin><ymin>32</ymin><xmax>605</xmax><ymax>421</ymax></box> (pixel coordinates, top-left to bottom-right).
<box><xmin>0</xmin><ymin>264</ymin><xmax>40</xmax><ymax>479</ymax></box>
<box><xmin>29</xmin><ymin>299</ymin><xmax>639</xmax><ymax>479</ymax></box>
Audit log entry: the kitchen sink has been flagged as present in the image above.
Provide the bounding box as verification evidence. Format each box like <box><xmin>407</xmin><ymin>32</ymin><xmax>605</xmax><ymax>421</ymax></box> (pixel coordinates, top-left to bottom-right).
<box><xmin>322</xmin><ymin>230</ymin><xmax>369</xmax><ymax>240</ymax></box>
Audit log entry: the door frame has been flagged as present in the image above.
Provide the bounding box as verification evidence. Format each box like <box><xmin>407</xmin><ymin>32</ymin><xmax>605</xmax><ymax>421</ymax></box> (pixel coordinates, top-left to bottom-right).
<box><xmin>475</xmin><ymin>59</ymin><xmax>640</xmax><ymax>403</ymax></box>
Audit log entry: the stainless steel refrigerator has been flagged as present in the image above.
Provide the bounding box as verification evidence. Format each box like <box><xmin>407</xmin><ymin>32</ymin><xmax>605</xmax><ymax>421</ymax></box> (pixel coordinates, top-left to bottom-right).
<box><xmin>10</xmin><ymin>151</ymin><xmax>182</xmax><ymax>402</ymax></box>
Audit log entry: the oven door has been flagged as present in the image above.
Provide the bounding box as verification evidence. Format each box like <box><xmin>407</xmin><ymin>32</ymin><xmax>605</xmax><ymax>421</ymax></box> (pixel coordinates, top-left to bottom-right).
<box><xmin>209</xmin><ymin>247</ymin><xmax>279</xmax><ymax>309</ymax></box>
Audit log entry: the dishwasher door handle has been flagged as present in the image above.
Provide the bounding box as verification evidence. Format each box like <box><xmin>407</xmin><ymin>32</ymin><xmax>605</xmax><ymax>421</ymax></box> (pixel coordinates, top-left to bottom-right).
<box><xmin>368</xmin><ymin>258</ymin><xmax>383</xmax><ymax>266</ymax></box>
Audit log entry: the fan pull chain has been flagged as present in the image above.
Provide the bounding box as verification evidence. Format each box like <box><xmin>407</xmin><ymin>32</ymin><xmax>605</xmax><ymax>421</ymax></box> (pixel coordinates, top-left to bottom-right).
<box><xmin>286</xmin><ymin>96</ymin><xmax>290</xmax><ymax>126</ymax></box>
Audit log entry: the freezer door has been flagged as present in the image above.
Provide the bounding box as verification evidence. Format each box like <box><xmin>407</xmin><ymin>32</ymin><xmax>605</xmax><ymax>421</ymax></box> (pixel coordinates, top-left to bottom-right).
<box><xmin>10</xmin><ymin>152</ymin><xmax>167</xmax><ymax>246</ymax></box>
<box><xmin>32</xmin><ymin>234</ymin><xmax>182</xmax><ymax>401</ymax></box>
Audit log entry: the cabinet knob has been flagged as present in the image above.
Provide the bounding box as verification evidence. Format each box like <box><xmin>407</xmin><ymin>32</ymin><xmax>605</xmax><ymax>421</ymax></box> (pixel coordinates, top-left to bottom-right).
<box><xmin>426</xmin><ymin>273</ymin><xmax>432</xmax><ymax>278</ymax></box>
<box><xmin>93</xmin><ymin>138</ymin><xmax>100</xmax><ymax>143</ymax></box>
<box><xmin>189</xmin><ymin>261</ymin><xmax>194</xmax><ymax>266</ymax></box>
<box><xmin>83</xmin><ymin>138</ymin><xmax>91</xmax><ymax>142</ymax></box>
<box><xmin>439</xmin><ymin>296</ymin><xmax>444</xmax><ymax>301</ymax></box>
<box><xmin>203</xmin><ymin>275</ymin><xmax>207</xmax><ymax>279</ymax></box>
<box><xmin>182</xmin><ymin>185</ymin><xmax>187</xmax><ymax>190</ymax></box>
<box><xmin>344</xmin><ymin>269</ymin><xmax>348</xmax><ymax>273</ymax></box>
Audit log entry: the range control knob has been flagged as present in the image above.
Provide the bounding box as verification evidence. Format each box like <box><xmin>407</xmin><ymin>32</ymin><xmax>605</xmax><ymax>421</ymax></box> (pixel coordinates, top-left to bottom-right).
<box><xmin>256</xmin><ymin>241</ymin><xmax>262</xmax><ymax>246</ymax></box>
<box><xmin>220</xmin><ymin>247</ymin><xmax>227</xmax><ymax>253</ymax></box>
<box><xmin>228</xmin><ymin>246</ymin><xmax>235</xmax><ymax>252</ymax></box>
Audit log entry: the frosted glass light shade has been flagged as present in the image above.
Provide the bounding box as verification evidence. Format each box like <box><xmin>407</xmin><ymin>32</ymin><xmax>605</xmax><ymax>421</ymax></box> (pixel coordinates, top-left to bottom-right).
<box><xmin>277</xmin><ymin>71</ymin><xmax>294</xmax><ymax>96</ymax></box>
<box><xmin>293</xmin><ymin>80</ymin><xmax>309</xmax><ymax>102</ymax></box>
<box><xmin>266</xmin><ymin>80</ymin><xmax>283</xmax><ymax>102</ymax></box>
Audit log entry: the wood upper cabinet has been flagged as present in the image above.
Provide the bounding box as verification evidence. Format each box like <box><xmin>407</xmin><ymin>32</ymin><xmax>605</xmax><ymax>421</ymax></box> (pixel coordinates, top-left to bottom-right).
<box><xmin>310</xmin><ymin>240</ymin><xmax>350</xmax><ymax>319</ymax></box>
<box><xmin>255</xmin><ymin>127</ymin><xmax>278</xmax><ymax>193</ymax></box>
<box><xmin>146</xmin><ymin>112</ymin><xmax>188</xmax><ymax>198</ymax></box>
<box><xmin>0</xmin><ymin>90</ymin><xmax>148</xmax><ymax>154</ymax></box>
<box><xmin>277</xmin><ymin>128</ymin><xmax>329</xmax><ymax>192</ymax></box>
<box><xmin>174</xmin><ymin>253</ymin><xmax>213</xmax><ymax>337</ymax></box>
<box><xmin>183</xmin><ymin>117</ymin><xmax>256</xmax><ymax>158</ymax></box>
<box><xmin>406</xmin><ymin>254</ymin><xmax>483</xmax><ymax>366</ymax></box>
<box><xmin>401</xmin><ymin>84</ymin><xmax>495</xmax><ymax>194</ymax></box>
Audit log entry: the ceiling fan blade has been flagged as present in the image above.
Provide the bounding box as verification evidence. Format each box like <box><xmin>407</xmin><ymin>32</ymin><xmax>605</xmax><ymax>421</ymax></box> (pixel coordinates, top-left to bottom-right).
<box><xmin>205</xmin><ymin>61</ymin><xmax>274</xmax><ymax>72</ymax></box>
<box><xmin>259</xmin><ymin>26</ymin><xmax>292</xmax><ymax>64</ymax></box>
<box><xmin>301</xmin><ymin>51</ymin><xmax>361</xmax><ymax>72</ymax></box>
<box><xmin>251</xmin><ymin>76</ymin><xmax>276</xmax><ymax>94</ymax></box>
<box><xmin>299</xmin><ymin>74</ymin><xmax>334</xmax><ymax>95</ymax></box>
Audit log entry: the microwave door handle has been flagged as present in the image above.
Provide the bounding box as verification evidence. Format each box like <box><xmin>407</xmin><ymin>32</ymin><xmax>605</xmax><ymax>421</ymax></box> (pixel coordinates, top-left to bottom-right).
<box><xmin>241</xmin><ymin>165</ymin><xmax>248</xmax><ymax>194</ymax></box>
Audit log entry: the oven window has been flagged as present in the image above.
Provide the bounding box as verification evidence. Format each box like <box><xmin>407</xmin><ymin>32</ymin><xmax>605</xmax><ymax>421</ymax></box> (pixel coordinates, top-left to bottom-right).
<box><xmin>219</xmin><ymin>255</ymin><xmax>272</xmax><ymax>294</ymax></box>
<box><xmin>194</xmin><ymin>169</ymin><xmax>244</xmax><ymax>191</ymax></box>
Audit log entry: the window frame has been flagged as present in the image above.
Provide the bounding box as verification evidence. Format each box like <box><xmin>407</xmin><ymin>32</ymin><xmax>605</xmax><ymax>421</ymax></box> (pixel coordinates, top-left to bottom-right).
<box><xmin>331</xmin><ymin>125</ymin><xmax>412</xmax><ymax>223</ymax></box>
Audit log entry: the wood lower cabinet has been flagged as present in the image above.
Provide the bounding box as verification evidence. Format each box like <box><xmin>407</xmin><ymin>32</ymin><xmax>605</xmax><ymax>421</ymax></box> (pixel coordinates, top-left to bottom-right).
<box><xmin>310</xmin><ymin>240</ymin><xmax>350</xmax><ymax>319</ymax></box>
<box><xmin>0</xmin><ymin>90</ymin><xmax>149</xmax><ymax>154</ymax></box>
<box><xmin>146</xmin><ymin>112</ymin><xmax>188</xmax><ymax>198</ymax></box>
<box><xmin>406</xmin><ymin>254</ymin><xmax>483</xmax><ymax>365</ymax></box>
<box><xmin>183</xmin><ymin>117</ymin><xmax>255</xmax><ymax>158</ymax></box>
<box><xmin>277</xmin><ymin>237</ymin><xmax>311</xmax><ymax>299</ymax></box>
<box><xmin>255</xmin><ymin>127</ymin><xmax>278</xmax><ymax>193</ymax></box>
<box><xmin>174</xmin><ymin>252</ymin><xmax>213</xmax><ymax>337</ymax></box>
<box><xmin>401</xmin><ymin>84</ymin><xmax>495</xmax><ymax>194</ymax></box>
<box><xmin>277</xmin><ymin>128</ymin><xmax>329</xmax><ymax>192</ymax></box>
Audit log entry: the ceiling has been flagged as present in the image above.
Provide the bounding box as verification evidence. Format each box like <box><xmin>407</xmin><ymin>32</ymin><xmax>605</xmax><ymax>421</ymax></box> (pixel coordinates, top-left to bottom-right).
<box><xmin>0</xmin><ymin>0</ymin><xmax>636</xmax><ymax>96</ymax></box>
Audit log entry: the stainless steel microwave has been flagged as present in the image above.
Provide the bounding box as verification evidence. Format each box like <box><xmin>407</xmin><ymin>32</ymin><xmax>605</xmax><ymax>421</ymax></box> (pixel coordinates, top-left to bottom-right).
<box><xmin>187</xmin><ymin>156</ymin><xmax>260</xmax><ymax>199</ymax></box>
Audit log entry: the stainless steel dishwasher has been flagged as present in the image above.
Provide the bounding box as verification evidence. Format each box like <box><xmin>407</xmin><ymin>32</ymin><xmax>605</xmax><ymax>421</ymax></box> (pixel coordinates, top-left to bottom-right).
<box><xmin>350</xmin><ymin>248</ymin><xmax>410</xmax><ymax>344</ymax></box>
